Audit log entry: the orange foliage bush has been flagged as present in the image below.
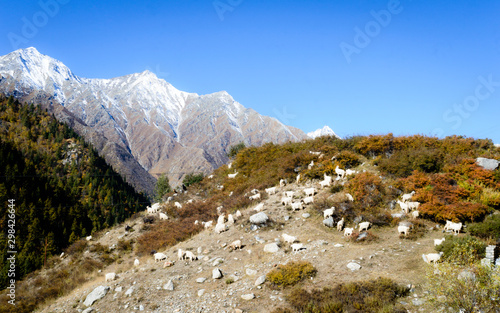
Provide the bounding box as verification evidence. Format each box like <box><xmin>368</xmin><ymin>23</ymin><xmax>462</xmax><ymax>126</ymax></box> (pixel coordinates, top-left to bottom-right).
<box><xmin>345</xmin><ymin>172</ymin><xmax>385</xmax><ymax>209</ymax></box>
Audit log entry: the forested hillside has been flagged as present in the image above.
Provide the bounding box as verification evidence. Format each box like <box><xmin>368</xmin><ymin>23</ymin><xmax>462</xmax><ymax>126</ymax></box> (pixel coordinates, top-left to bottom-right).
<box><xmin>0</xmin><ymin>96</ymin><xmax>150</xmax><ymax>289</ymax></box>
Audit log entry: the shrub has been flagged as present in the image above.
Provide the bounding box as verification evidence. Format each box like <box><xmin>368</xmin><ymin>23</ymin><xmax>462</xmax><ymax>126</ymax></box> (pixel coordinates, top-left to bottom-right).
<box><xmin>435</xmin><ymin>235</ymin><xmax>486</xmax><ymax>266</ymax></box>
<box><xmin>345</xmin><ymin>172</ymin><xmax>385</xmax><ymax>209</ymax></box>
<box><xmin>333</xmin><ymin>150</ymin><xmax>361</xmax><ymax>169</ymax></box>
<box><xmin>379</xmin><ymin>147</ymin><xmax>444</xmax><ymax>178</ymax></box>
<box><xmin>227</xmin><ymin>142</ymin><xmax>246</xmax><ymax>158</ymax></box>
<box><xmin>468</xmin><ymin>214</ymin><xmax>500</xmax><ymax>240</ymax></box>
<box><xmin>266</xmin><ymin>261</ymin><xmax>317</xmax><ymax>288</ymax></box>
<box><xmin>348</xmin><ymin>230</ymin><xmax>379</xmax><ymax>243</ymax></box>
<box><xmin>182</xmin><ymin>172</ymin><xmax>204</xmax><ymax>187</ymax></box>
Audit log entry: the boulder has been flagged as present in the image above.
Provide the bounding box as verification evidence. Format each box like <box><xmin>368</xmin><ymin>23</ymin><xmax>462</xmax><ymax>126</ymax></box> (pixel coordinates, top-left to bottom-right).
<box><xmin>323</xmin><ymin>217</ymin><xmax>334</xmax><ymax>228</ymax></box>
<box><xmin>198</xmin><ymin>289</ymin><xmax>205</xmax><ymax>297</ymax></box>
<box><xmin>255</xmin><ymin>275</ymin><xmax>266</xmax><ymax>286</ymax></box>
<box><xmin>163</xmin><ymin>280</ymin><xmax>174</xmax><ymax>291</ymax></box>
<box><xmin>196</xmin><ymin>277</ymin><xmax>207</xmax><ymax>283</ymax></box>
<box><xmin>347</xmin><ymin>262</ymin><xmax>361</xmax><ymax>271</ymax></box>
<box><xmin>263</xmin><ymin>243</ymin><xmax>280</xmax><ymax>253</ymax></box>
<box><xmin>241</xmin><ymin>293</ymin><xmax>255</xmax><ymax>300</ymax></box>
<box><xmin>82</xmin><ymin>308</ymin><xmax>94</xmax><ymax>313</ymax></box>
<box><xmin>476</xmin><ymin>157</ymin><xmax>500</xmax><ymax>171</ymax></box>
<box><xmin>250</xmin><ymin>212</ymin><xmax>269</xmax><ymax>224</ymax></box>
<box><xmin>212</xmin><ymin>268</ymin><xmax>223</xmax><ymax>279</ymax></box>
<box><xmin>83</xmin><ymin>286</ymin><xmax>110</xmax><ymax>307</ymax></box>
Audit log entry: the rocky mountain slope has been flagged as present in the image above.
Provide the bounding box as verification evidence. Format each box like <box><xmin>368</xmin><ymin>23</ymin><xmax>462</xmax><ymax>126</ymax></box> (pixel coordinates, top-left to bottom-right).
<box><xmin>0</xmin><ymin>47</ymin><xmax>308</xmax><ymax>194</ymax></box>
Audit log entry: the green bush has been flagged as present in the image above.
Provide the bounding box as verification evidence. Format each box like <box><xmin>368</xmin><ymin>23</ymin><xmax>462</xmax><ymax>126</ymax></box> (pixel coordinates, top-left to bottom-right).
<box><xmin>468</xmin><ymin>214</ymin><xmax>500</xmax><ymax>240</ymax></box>
<box><xmin>378</xmin><ymin>147</ymin><xmax>443</xmax><ymax>178</ymax></box>
<box><xmin>227</xmin><ymin>142</ymin><xmax>246</xmax><ymax>158</ymax></box>
<box><xmin>182</xmin><ymin>172</ymin><xmax>204</xmax><ymax>187</ymax></box>
<box><xmin>266</xmin><ymin>261</ymin><xmax>317</xmax><ymax>288</ymax></box>
<box><xmin>435</xmin><ymin>235</ymin><xmax>486</xmax><ymax>265</ymax></box>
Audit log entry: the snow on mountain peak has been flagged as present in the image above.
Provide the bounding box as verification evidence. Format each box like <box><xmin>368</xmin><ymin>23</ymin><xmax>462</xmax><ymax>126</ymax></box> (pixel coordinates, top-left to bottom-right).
<box><xmin>307</xmin><ymin>125</ymin><xmax>340</xmax><ymax>139</ymax></box>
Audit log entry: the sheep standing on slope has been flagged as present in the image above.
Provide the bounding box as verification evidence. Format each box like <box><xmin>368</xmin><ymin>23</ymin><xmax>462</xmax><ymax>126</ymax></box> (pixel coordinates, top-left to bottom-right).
<box><xmin>154</xmin><ymin>252</ymin><xmax>167</xmax><ymax>262</ymax></box>
<box><xmin>284</xmin><ymin>191</ymin><xmax>295</xmax><ymax>198</ymax></box>
<box><xmin>358</xmin><ymin>221</ymin><xmax>371</xmax><ymax>232</ymax></box>
<box><xmin>434</xmin><ymin>238</ymin><xmax>445</xmax><ymax>246</ymax></box>
<box><xmin>178</xmin><ymin>249</ymin><xmax>185</xmax><ymax>261</ymax></box>
<box><xmin>291</xmin><ymin>243</ymin><xmax>304</xmax><ymax>252</ymax></box>
<box><xmin>396</xmin><ymin>200</ymin><xmax>409</xmax><ymax>214</ymax></box>
<box><xmin>253</xmin><ymin>203</ymin><xmax>264</xmax><ymax>212</ymax></box>
<box><xmin>214</xmin><ymin>222</ymin><xmax>228</xmax><ymax>234</ymax></box>
<box><xmin>303</xmin><ymin>187</ymin><xmax>316</xmax><ymax>197</ymax></box>
<box><xmin>281</xmin><ymin>196</ymin><xmax>292</xmax><ymax>206</ymax></box>
<box><xmin>401</xmin><ymin>191</ymin><xmax>415</xmax><ymax>202</ymax></box>
<box><xmin>105</xmin><ymin>272</ymin><xmax>116</xmax><ymax>282</ymax></box>
<box><xmin>303</xmin><ymin>196</ymin><xmax>314</xmax><ymax>205</ymax></box>
<box><xmin>229</xmin><ymin>240</ymin><xmax>242</xmax><ymax>250</ymax></box>
<box><xmin>422</xmin><ymin>252</ymin><xmax>443</xmax><ymax>264</ymax></box>
<box><xmin>217</xmin><ymin>214</ymin><xmax>225</xmax><ymax>225</ymax></box>
<box><xmin>184</xmin><ymin>250</ymin><xmax>197</xmax><ymax>262</ymax></box>
<box><xmin>282</xmin><ymin>233</ymin><xmax>298</xmax><ymax>244</ymax></box>
<box><xmin>291</xmin><ymin>201</ymin><xmax>303</xmax><ymax>210</ymax></box>
<box><xmin>174</xmin><ymin>201</ymin><xmax>182</xmax><ymax>209</ymax></box>
<box><xmin>344</xmin><ymin>227</ymin><xmax>354</xmax><ymax>237</ymax></box>
<box><xmin>337</xmin><ymin>217</ymin><xmax>345</xmax><ymax>231</ymax></box>
<box><xmin>323</xmin><ymin>207</ymin><xmax>335</xmax><ymax>219</ymax></box>
<box><xmin>335</xmin><ymin>166</ymin><xmax>345</xmax><ymax>179</ymax></box>
<box><xmin>265</xmin><ymin>186</ymin><xmax>277</xmax><ymax>195</ymax></box>
<box><xmin>228</xmin><ymin>172</ymin><xmax>239</xmax><ymax>179</ymax></box>
<box><xmin>345</xmin><ymin>169</ymin><xmax>357</xmax><ymax>177</ymax></box>
<box><xmin>159</xmin><ymin>212</ymin><xmax>168</xmax><ymax>220</ymax></box>
<box><xmin>397</xmin><ymin>225</ymin><xmax>410</xmax><ymax>236</ymax></box>
<box><xmin>280</xmin><ymin>179</ymin><xmax>286</xmax><ymax>187</ymax></box>
<box><xmin>249</xmin><ymin>193</ymin><xmax>261</xmax><ymax>201</ymax></box>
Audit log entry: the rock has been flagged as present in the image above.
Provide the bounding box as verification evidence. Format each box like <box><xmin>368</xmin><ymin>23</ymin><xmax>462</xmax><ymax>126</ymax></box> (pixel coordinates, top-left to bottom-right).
<box><xmin>391</xmin><ymin>213</ymin><xmax>405</xmax><ymax>218</ymax></box>
<box><xmin>241</xmin><ymin>293</ymin><xmax>255</xmax><ymax>300</ymax></box>
<box><xmin>196</xmin><ymin>277</ymin><xmax>207</xmax><ymax>283</ymax></box>
<box><xmin>255</xmin><ymin>236</ymin><xmax>266</xmax><ymax>244</ymax></box>
<box><xmin>212</xmin><ymin>258</ymin><xmax>224</xmax><ymax>266</ymax></box>
<box><xmin>323</xmin><ymin>217</ymin><xmax>334</xmax><ymax>228</ymax></box>
<box><xmin>250</xmin><ymin>212</ymin><xmax>269</xmax><ymax>224</ymax></box>
<box><xmin>246</xmin><ymin>269</ymin><xmax>258</xmax><ymax>276</ymax></box>
<box><xmin>139</xmin><ymin>305</ymin><xmax>144</xmax><ymax>311</ymax></box>
<box><xmin>212</xmin><ymin>268</ymin><xmax>223</xmax><ymax>279</ymax></box>
<box><xmin>250</xmin><ymin>224</ymin><xmax>259</xmax><ymax>231</ymax></box>
<box><xmin>347</xmin><ymin>262</ymin><xmax>361</xmax><ymax>271</ymax></box>
<box><xmin>124</xmin><ymin>286</ymin><xmax>134</xmax><ymax>297</ymax></box>
<box><xmin>264</xmin><ymin>243</ymin><xmax>280</xmax><ymax>253</ymax></box>
<box><xmin>163</xmin><ymin>280</ymin><xmax>174</xmax><ymax>291</ymax></box>
<box><xmin>255</xmin><ymin>275</ymin><xmax>266</xmax><ymax>286</ymax></box>
<box><xmin>334</xmin><ymin>243</ymin><xmax>344</xmax><ymax>247</ymax></box>
<box><xmin>114</xmin><ymin>286</ymin><xmax>122</xmax><ymax>292</ymax></box>
<box><xmin>235</xmin><ymin>309</ymin><xmax>243</xmax><ymax>313</ymax></box>
<box><xmin>83</xmin><ymin>286</ymin><xmax>110</xmax><ymax>307</ymax></box>
<box><xmin>82</xmin><ymin>308</ymin><xmax>94</xmax><ymax>313</ymax></box>
<box><xmin>476</xmin><ymin>157</ymin><xmax>500</xmax><ymax>171</ymax></box>
<box><xmin>284</xmin><ymin>215</ymin><xmax>290</xmax><ymax>221</ymax></box>
<box><xmin>302</xmin><ymin>213</ymin><xmax>310</xmax><ymax>218</ymax></box>
<box><xmin>357</xmin><ymin>232</ymin><xmax>367</xmax><ymax>241</ymax></box>
<box><xmin>198</xmin><ymin>289</ymin><xmax>205</xmax><ymax>297</ymax></box>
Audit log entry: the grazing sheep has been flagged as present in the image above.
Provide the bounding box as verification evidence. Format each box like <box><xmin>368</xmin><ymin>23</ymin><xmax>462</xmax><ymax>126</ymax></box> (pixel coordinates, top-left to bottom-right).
<box><xmin>344</xmin><ymin>227</ymin><xmax>354</xmax><ymax>237</ymax></box>
<box><xmin>217</xmin><ymin>184</ymin><xmax>224</xmax><ymax>190</ymax></box>
<box><xmin>444</xmin><ymin>221</ymin><xmax>462</xmax><ymax>234</ymax></box>
<box><xmin>86</xmin><ymin>235</ymin><xmax>92</xmax><ymax>241</ymax></box>
<box><xmin>303</xmin><ymin>196</ymin><xmax>314</xmax><ymax>205</ymax></box>
<box><xmin>283</xmin><ymin>191</ymin><xmax>295</xmax><ymax>198</ymax></box>
<box><xmin>250</xmin><ymin>188</ymin><xmax>260</xmax><ymax>195</ymax></box>
<box><xmin>308</xmin><ymin>160</ymin><xmax>314</xmax><ymax>169</ymax></box>
<box><xmin>358</xmin><ymin>221</ymin><xmax>371</xmax><ymax>232</ymax></box>
<box><xmin>249</xmin><ymin>193</ymin><xmax>261</xmax><ymax>201</ymax></box>
<box><xmin>178</xmin><ymin>249</ymin><xmax>185</xmax><ymax>261</ymax></box>
<box><xmin>202</xmin><ymin>220</ymin><xmax>214</xmax><ymax>229</ymax></box>
<box><xmin>159</xmin><ymin>212</ymin><xmax>168</xmax><ymax>220</ymax></box>
<box><xmin>398</xmin><ymin>225</ymin><xmax>410</xmax><ymax>235</ymax></box>
<box><xmin>282</xmin><ymin>233</ymin><xmax>298</xmax><ymax>244</ymax></box>
<box><xmin>319</xmin><ymin>179</ymin><xmax>331</xmax><ymax>188</ymax></box>
<box><xmin>184</xmin><ymin>250</ymin><xmax>197</xmax><ymax>262</ymax></box>
<box><xmin>296</xmin><ymin>174</ymin><xmax>301</xmax><ymax>184</ymax></box>
<box><xmin>337</xmin><ymin>217</ymin><xmax>345</xmax><ymax>231</ymax></box>
<box><xmin>228</xmin><ymin>172</ymin><xmax>239</xmax><ymax>179</ymax></box>
<box><xmin>345</xmin><ymin>169</ymin><xmax>357</xmax><ymax>176</ymax></box>
<box><xmin>422</xmin><ymin>252</ymin><xmax>443</xmax><ymax>264</ymax></box>
<box><xmin>187</xmin><ymin>199</ymin><xmax>194</xmax><ymax>204</ymax></box>
<box><xmin>303</xmin><ymin>187</ymin><xmax>316</xmax><ymax>197</ymax></box>
<box><xmin>227</xmin><ymin>214</ymin><xmax>235</xmax><ymax>225</ymax></box>
<box><xmin>229</xmin><ymin>240</ymin><xmax>242</xmax><ymax>250</ymax></box>
<box><xmin>280</xmin><ymin>179</ymin><xmax>286</xmax><ymax>187</ymax></box>
<box><xmin>411</xmin><ymin>210</ymin><xmax>419</xmax><ymax>219</ymax></box>
<box><xmin>309</xmin><ymin>151</ymin><xmax>321</xmax><ymax>155</ymax></box>
<box><xmin>281</xmin><ymin>196</ymin><xmax>293</xmax><ymax>206</ymax></box>
<box><xmin>217</xmin><ymin>214</ymin><xmax>226</xmax><ymax>225</ymax></box>
<box><xmin>291</xmin><ymin>243</ymin><xmax>304</xmax><ymax>252</ymax></box>
<box><xmin>235</xmin><ymin>210</ymin><xmax>242</xmax><ymax>218</ymax></box>
<box><xmin>214</xmin><ymin>223</ymin><xmax>228</xmax><ymax>234</ymax></box>
<box><xmin>265</xmin><ymin>186</ymin><xmax>277</xmax><ymax>195</ymax></box>
<box><xmin>397</xmin><ymin>200</ymin><xmax>409</xmax><ymax>213</ymax></box>
<box><xmin>208</xmin><ymin>174</ymin><xmax>214</xmax><ymax>179</ymax></box>
<box><xmin>174</xmin><ymin>201</ymin><xmax>182</xmax><ymax>209</ymax></box>
<box><xmin>323</xmin><ymin>207</ymin><xmax>335</xmax><ymax>219</ymax></box>
<box><xmin>434</xmin><ymin>238</ymin><xmax>445</xmax><ymax>246</ymax></box>
<box><xmin>335</xmin><ymin>166</ymin><xmax>345</xmax><ymax>179</ymax></box>
<box><xmin>407</xmin><ymin>201</ymin><xmax>420</xmax><ymax>211</ymax></box>
<box><xmin>291</xmin><ymin>201</ymin><xmax>303</xmax><ymax>210</ymax></box>
<box><xmin>105</xmin><ymin>272</ymin><xmax>116</xmax><ymax>282</ymax></box>
<box><xmin>402</xmin><ymin>191</ymin><xmax>415</xmax><ymax>202</ymax></box>
<box><xmin>154</xmin><ymin>252</ymin><xmax>167</xmax><ymax>262</ymax></box>
<box><xmin>345</xmin><ymin>193</ymin><xmax>354</xmax><ymax>202</ymax></box>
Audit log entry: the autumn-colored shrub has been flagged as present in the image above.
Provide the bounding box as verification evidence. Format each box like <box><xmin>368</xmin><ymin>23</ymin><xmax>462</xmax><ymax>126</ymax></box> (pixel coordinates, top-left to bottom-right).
<box><xmin>345</xmin><ymin>172</ymin><xmax>385</xmax><ymax>209</ymax></box>
<box><xmin>378</xmin><ymin>147</ymin><xmax>444</xmax><ymax>177</ymax></box>
<box><xmin>435</xmin><ymin>235</ymin><xmax>486</xmax><ymax>266</ymax></box>
<box><xmin>354</xmin><ymin>134</ymin><xmax>394</xmax><ymax>157</ymax></box>
<box><xmin>419</xmin><ymin>201</ymin><xmax>490</xmax><ymax>223</ymax></box>
<box><xmin>333</xmin><ymin>150</ymin><xmax>361</xmax><ymax>169</ymax></box>
<box><xmin>399</xmin><ymin>220</ymin><xmax>427</xmax><ymax>240</ymax></box>
<box><xmin>266</xmin><ymin>261</ymin><xmax>317</xmax><ymax>288</ymax></box>
<box><xmin>348</xmin><ymin>230</ymin><xmax>379</xmax><ymax>243</ymax></box>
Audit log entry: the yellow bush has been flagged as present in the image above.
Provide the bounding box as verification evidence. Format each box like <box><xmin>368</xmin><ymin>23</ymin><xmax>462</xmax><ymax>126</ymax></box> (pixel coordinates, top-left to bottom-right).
<box><xmin>266</xmin><ymin>261</ymin><xmax>317</xmax><ymax>288</ymax></box>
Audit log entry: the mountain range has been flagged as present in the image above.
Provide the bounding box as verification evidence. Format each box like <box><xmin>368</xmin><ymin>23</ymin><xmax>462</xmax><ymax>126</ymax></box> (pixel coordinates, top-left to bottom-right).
<box><xmin>0</xmin><ymin>47</ymin><xmax>324</xmax><ymax>195</ymax></box>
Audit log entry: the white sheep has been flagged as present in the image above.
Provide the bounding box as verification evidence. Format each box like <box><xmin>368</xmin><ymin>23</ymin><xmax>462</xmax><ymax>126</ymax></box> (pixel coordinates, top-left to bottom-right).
<box><xmin>407</xmin><ymin>201</ymin><xmax>420</xmax><ymax>211</ymax></box>
<box><xmin>214</xmin><ymin>223</ymin><xmax>228</xmax><ymax>234</ymax></box>
<box><xmin>335</xmin><ymin>166</ymin><xmax>345</xmax><ymax>179</ymax></box>
<box><xmin>134</xmin><ymin>259</ymin><xmax>140</xmax><ymax>266</ymax></box>
<box><xmin>282</xmin><ymin>233</ymin><xmax>298</xmax><ymax>244</ymax></box>
<box><xmin>178</xmin><ymin>249</ymin><xmax>185</xmax><ymax>260</ymax></box>
<box><xmin>250</xmin><ymin>188</ymin><xmax>260</xmax><ymax>195</ymax></box>
<box><xmin>291</xmin><ymin>201</ymin><xmax>303</xmax><ymax>210</ymax></box>
<box><xmin>444</xmin><ymin>221</ymin><xmax>462</xmax><ymax>234</ymax></box>
<box><xmin>208</xmin><ymin>174</ymin><xmax>214</xmax><ymax>179</ymax></box>
<box><xmin>398</xmin><ymin>225</ymin><xmax>410</xmax><ymax>235</ymax></box>
<box><xmin>358</xmin><ymin>221</ymin><xmax>371</xmax><ymax>232</ymax></box>
<box><xmin>174</xmin><ymin>201</ymin><xmax>182</xmax><ymax>209</ymax></box>
<box><xmin>184</xmin><ymin>250</ymin><xmax>197</xmax><ymax>262</ymax></box>
<box><xmin>411</xmin><ymin>210</ymin><xmax>419</xmax><ymax>219</ymax></box>
<box><xmin>344</xmin><ymin>227</ymin><xmax>354</xmax><ymax>237</ymax></box>
<box><xmin>303</xmin><ymin>187</ymin><xmax>316</xmax><ymax>197</ymax></box>
<box><xmin>227</xmin><ymin>214</ymin><xmax>235</xmax><ymax>225</ymax></box>
<box><xmin>345</xmin><ymin>169</ymin><xmax>357</xmax><ymax>176</ymax></box>
<box><xmin>216</xmin><ymin>206</ymin><xmax>224</xmax><ymax>214</ymax></box>
<box><xmin>187</xmin><ymin>199</ymin><xmax>194</xmax><ymax>204</ymax></box>
<box><xmin>217</xmin><ymin>184</ymin><xmax>224</xmax><ymax>190</ymax></box>
<box><xmin>229</xmin><ymin>240</ymin><xmax>242</xmax><ymax>250</ymax></box>
<box><xmin>308</xmin><ymin>160</ymin><xmax>314</xmax><ymax>169</ymax></box>
<box><xmin>235</xmin><ymin>210</ymin><xmax>242</xmax><ymax>218</ymax></box>
<box><xmin>434</xmin><ymin>238</ymin><xmax>445</xmax><ymax>246</ymax></box>
<box><xmin>397</xmin><ymin>200</ymin><xmax>409</xmax><ymax>214</ymax></box>
<box><xmin>249</xmin><ymin>193</ymin><xmax>261</xmax><ymax>201</ymax></box>
<box><xmin>154</xmin><ymin>252</ymin><xmax>167</xmax><ymax>262</ymax></box>
<box><xmin>217</xmin><ymin>214</ymin><xmax>226</xmax><ymax>225</ymax></box>
<box><xmin>303</xmin><ymin>196</ymin><xmax>314</xmax><ymax>205</ymax></box>
<box><xmin>265</xmin><ymin>186</ymin><xmax>277</xmax><ymax>195</ymax></box>
<box><xmin>283</xmin><ymin>191</ymin><xmax>295</xmax><ymax>198</ymax></box>
<box><xmin>323</xmin><ymin>207</ymin><xmax>335</xmax><ymax>219</ymax></box>
<box><xmin>159</xmin><ymin>212</ymin><xmax>168</xmax><ymax>220</ymax></box>
<box><xmin>281</xmin><ymin>196</ymin><xmax>293</xmax><ymax>206</ymax></box>
<box><xmin>105</xmin><ymin>272</ymin><xmax>116</xmax><ymax>282</ymax></box>
<box><xmin>228</xmin><ymin>172</ymin><xmax>239</xmax><ymax>179</ymax></box>
<box><xmin>296</xmin><ymin>174</ymin><xmax>301</xmax><ymax>184</ymax></box>
<box><xmin>166</xmin><ymin>196</ymin><xmax>173</xmax><ymax>202</ymax></box>
<box><xmin>402</xmin><ymin>191</ymin><xmax>415</xmax><ymax>202</ymax></box>
<box><xmin>291</xmin><ymin>243</ymin><xmax>304</xmax><ymax>252</ymax></box>
<box><xmin>280</xmin><ymin>179</ymin><xmax>286</xmax><ymax>187</ymax></box>
<box><xmin>228</xmin><ymin>162</ymin><xmax>232</xmax><ymax>169</ymax></box>
<box><xmin>345</xmin><ymin>193</ymin><xmax>354</xmax><ymax>202</ymax></box>
<box><xmin>337</xmin><ymin>217</ymin><xmax>345</xmax><ymax>231</ymax></box>
<box><xmin>422</xmin><ymin>252</ymin><xmax>443</xmax><ymax>264</ymax></box>
<box><xmin>319</xmin><ymin>179</ymin><xmax>331</xmax><ymax>188</ymax></box>
<box><xmin>202</xmin><ymin>220</ymin><xmax>213</xmax><ymax>229</ymax></box>
<box><xmin>86</xmin><ymin>235</ymin><xmax>92</xmax><ymax>241</ymax></box>
<box><xmin>309</xmin><ymin>151</ymin><xmax>321</xmax><ymax>155</ymax></box>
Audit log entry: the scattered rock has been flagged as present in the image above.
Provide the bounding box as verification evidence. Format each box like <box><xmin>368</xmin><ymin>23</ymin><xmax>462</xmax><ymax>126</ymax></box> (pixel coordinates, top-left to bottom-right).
<box><xmin>264</xmin><ymin>243</ymin><xmax>280</xmax><ymax>253</ymax></box>
<box><xmin>356</xmin><ymin>232</ymin><xmax>367</xmax><ymax>241</ymax></box>
<box><xmin>114</xmin><ymin>286</ymin><xmax>122</xmax><ymax>292</ymax></box>
<box><xmin>82</xmin><ymin>308</ymin><xmax>94</xmax><ymax>313</ymax></box>
<box><xmin>196</xmin><ymin>277</ymin><xmax>207</xmax><ymax>283</ymax></box>
<box><xmin>250</xmin><ymin>212</ymin><xmax>269</xmax><ymax>224</ymax></box>
<box><xmin>241</xmin><ymin>293</ymin><xmax>255</xmax><ymax>300</ymax></box>
<box><xmin>83</xmin><ymin>286</ymin><xmax>110</xmax><ymax>307</ymax></box>
<box><xmin>323</xmin><ymin>217</ymin><xmax>334</xmax><ymax>228</ymax></box>
<box><xmin>255</xmin><ymin>275</ymin><xmax>266</xmax><ymax>286</ymax></box>
<box><xmin>302</xmin><ymin>213</ymin><xmax>310</xmax><ymax>219</ymax></box>
<box><xmin>334</xmin><ymin>243</ymin><xmax>344</xmax><ymax>247</ymax></box>
<box><xmin>347</xmin><ymin>262</ymin><xmax>361</xmax><ymax>271</ymax></box>
<box><xmin>198</xmin><ymin>289</ymin><xmax>205</xmax><ymax>297</ymax></box>
<box><xmin>124</xmin><ymin>286</ymin><xmax>134</xmax><ymax>297</ymax></box>
<box><xmin>246</xmin><ymin>269</ymin><xmax>257</xmax><ymax>276</ymax></box>
<box><xmin>163</xmin><ymin>280</ymin><xmax>174</xmax><ymax>291</ymax></box>
<box><xmin>476</xmin><ymin>157</ymin><xmax>500</xmax><ymax>171</ymax></box>
<box><xmin>212</xmin><ymin>268</ymin><xmax>223</xmax><ymax>279</ymax></box>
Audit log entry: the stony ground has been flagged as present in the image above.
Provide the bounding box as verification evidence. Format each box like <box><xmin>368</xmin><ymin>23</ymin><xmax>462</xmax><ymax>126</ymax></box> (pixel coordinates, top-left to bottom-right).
<box><xmin>35</xmin><ymin>180</ymin><xmax>448</xmax><ymax>313</ymax></box>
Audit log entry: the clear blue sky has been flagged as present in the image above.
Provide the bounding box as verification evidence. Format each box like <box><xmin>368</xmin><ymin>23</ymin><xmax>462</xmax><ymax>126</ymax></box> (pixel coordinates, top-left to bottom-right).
<box><xmin>1</xmin><ymin>0</ymin><xmax>499</xmax><ymax>143</ymax></box>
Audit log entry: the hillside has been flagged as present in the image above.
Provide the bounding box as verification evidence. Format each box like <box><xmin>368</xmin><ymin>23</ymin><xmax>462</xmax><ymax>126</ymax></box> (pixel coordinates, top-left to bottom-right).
<box><xmin>0</xmin><ymin>96</ymin><xmax>150</xmax><ymax>290</ymax></box>
<box><xmin>1</xmin><ymin>134</ymin><xmax>500</xmax><ymax>312</ymax></box>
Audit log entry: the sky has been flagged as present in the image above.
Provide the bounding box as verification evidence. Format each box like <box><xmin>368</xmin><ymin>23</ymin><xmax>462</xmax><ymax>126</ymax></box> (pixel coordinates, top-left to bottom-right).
<box><xmin>1</xmin><ymin>0</ymin><xmax>500</xmax><ymax>143</ymax></box>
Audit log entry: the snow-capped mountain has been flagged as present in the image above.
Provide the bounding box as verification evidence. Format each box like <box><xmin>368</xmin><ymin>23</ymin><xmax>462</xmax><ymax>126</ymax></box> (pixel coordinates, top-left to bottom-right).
<box><xmin>307</xmin><ymin>125</ymin><xmax>340</xmax><ymax>139</ymax></box>
<box><xmin>0</xmin><ymin>47</ymin><xmax>307</xmax><ymax>194</ymax></box>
